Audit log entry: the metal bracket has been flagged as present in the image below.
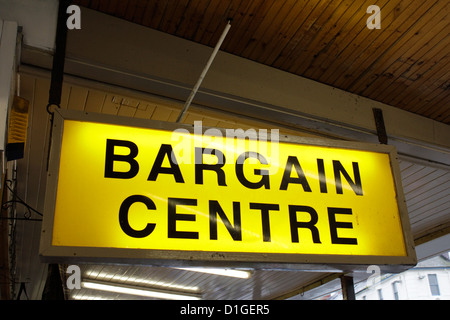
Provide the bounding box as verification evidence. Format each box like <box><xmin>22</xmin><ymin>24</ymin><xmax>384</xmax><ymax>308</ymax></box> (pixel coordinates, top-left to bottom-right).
<box><xmin>373</xmin><ymin>108</ymin><xmax>388</xmax><ymax>144</ymax></box>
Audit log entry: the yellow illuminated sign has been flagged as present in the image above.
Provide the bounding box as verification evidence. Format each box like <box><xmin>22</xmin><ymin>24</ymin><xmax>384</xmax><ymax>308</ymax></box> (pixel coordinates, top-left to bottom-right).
<box><xmin>41</xmin><ymin>110</ymin><xmax>416</xmax><ymax>270</ymax></box>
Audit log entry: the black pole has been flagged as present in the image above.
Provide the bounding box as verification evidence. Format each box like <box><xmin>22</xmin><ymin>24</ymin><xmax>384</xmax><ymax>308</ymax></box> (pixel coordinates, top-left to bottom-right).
<box><xmin>340</xmin><ymin>275</ymin><xmax>356</xmax><ymax>300</ymax></box>
<box><xmin>372</xmin><ymin>108</ymin><xmax>388</xmax><ymax>145</ymax></box>
<box><xmin>48</xmin><ymin>0</ymin><xmax>70</xmax><ymax>109</ymax></box>
<box><xmin>42</xmin><ymin>1</ymin><xmax>70</xmax><ymax>300</ymax></box>
<box><xmin>46</xmin><ymin>0</ymin><xmax>71</xmax><ymax>171</ymax></box>
<box><xmin>41</xmin><ymin>264</ymin><xmax>64</xmax><ymax>300</ymax></box>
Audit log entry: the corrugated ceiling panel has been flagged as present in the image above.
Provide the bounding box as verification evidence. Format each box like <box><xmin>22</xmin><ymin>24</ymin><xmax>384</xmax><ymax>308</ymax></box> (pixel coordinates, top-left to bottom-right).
<box><xmin>70</xmin><ymin>264</ymin><xmax>332</xmax><ymax>300</ymax></box>
<box><xmin>399</xmin><ymin>160</ymin><xmax>450</xmax><ymax>238</ymax></box>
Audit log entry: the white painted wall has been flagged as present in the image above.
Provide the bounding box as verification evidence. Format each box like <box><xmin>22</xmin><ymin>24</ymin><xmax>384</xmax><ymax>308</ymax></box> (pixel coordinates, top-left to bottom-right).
<box><xmin>357</xmin><ymin>267</ymin><xmax>450</xmax><ymax>300</ymax></box>
<box><xmin>0</xmin><ymin>0</ymin><xmax>57</xmax><ymax>51</ymax></box>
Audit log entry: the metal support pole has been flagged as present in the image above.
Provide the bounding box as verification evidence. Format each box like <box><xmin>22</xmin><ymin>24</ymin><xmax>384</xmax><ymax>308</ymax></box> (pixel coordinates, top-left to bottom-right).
<box><xmin>372</xmin><ymin>108</ymin><xmax>388</xmax><ymax>145</ymax></box>
<box><xmin>42</xmin><ymin>1</ymin><xmax>70</xmax><ymax>299</ymax></box>
<box><xmin>46</xmin><ymin>0</ymin><xmax>70</xmax><ymax>171</ymax></box>
<box><xmin>48</xmin><ymin>0</ymin><xmax>70</xmax><ymax>108</ymax></box>
<box><xmin>176</xmin><ymin>20</ymin><xmax>231</xmax><ymax>123</ymax></box>
<box><xmin>340</xmin><ymin>275</ymin><xmax>356</xmax><ymax>300</ymax></box>
<box><xmin>41</xmin><ymin>264</ymin><xmax>64</xmax><ymax>300</ymax></box>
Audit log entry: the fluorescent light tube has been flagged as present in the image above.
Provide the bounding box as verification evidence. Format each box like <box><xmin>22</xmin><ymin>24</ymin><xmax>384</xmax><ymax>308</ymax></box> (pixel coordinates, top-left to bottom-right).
<box><xmin>87</xmin><ymin>271</ymin><xmax>199</xmax><ymax>292</ymax></box>
<box><xmin>174</xmin><ymin>267</ymin><xmax>252</xmax><ymax>279</ymax></box>
<box><xmin>81</xmin><ymin>281</ymin><xmax>201</xmax><ymax>300</ymax></box>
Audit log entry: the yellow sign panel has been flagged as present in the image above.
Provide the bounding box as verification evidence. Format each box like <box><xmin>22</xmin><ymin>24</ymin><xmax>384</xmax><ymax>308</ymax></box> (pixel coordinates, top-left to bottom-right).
<box><xmin>46</xmin><ymin>114</ymin><xmax>412</xmax><ymax>262</ymax></box>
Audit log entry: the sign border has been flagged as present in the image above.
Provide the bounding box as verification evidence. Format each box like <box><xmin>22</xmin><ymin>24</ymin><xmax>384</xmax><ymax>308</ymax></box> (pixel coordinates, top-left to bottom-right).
<box><xmin>40</xmin><ymin>109</ymin><xmax>416</xmax><ymax>272</ymax></box>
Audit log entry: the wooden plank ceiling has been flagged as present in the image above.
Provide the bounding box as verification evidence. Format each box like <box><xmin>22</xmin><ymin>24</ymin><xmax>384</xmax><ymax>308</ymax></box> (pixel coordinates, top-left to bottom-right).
<box><xmin>72</xmin><ymin>0</ymin><xmax>449</xmax><ymax>124</ymax></box>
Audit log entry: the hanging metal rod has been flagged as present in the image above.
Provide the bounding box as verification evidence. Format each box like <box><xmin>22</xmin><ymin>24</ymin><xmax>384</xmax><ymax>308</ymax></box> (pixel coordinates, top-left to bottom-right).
<box><xmin>176</xmin><ymin>20</ymin><xmax>231</xmax><ymax>123</ymax></box>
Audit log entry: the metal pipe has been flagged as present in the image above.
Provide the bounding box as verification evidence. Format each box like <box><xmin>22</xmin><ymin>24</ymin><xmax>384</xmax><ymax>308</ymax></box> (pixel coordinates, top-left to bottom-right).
<box><xmin>47</xmin><ymin>0</ymin><xmax>70</xmax><ymax>171</ymax></box>
<box><xmin>48</xmin><ymin>0</ymin><xmax>70</xmax><ymax>108</ymax></box>
<box><xmin>341</xmin><ymin>275</ymin><xmax>356</xmax><ymax>300</ymax></box>
<box><xmin>176</xmin><ymin>20</ymin><xmax>231</xmax><ymax>123</ymax></box>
